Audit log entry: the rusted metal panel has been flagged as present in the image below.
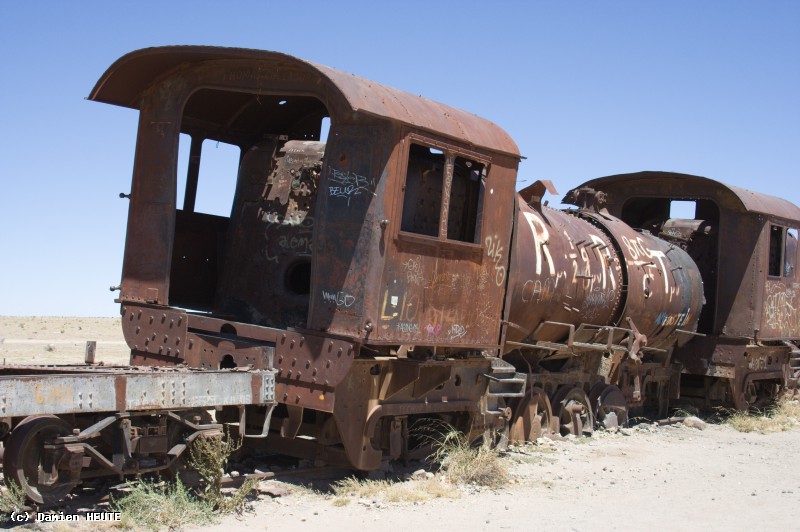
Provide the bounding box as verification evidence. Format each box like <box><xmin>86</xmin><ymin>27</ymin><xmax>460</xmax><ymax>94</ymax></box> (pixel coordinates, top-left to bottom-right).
<box><xmin>0</xmin><ymin>367</ymin><xmax>275</xmax><ymax>418</ymax></box>
<box><xmin>759</xmin><ymin>221</ymin><xmax>800</xmax><ymax>339</ymax></box>
<box><xmin>307</xmin><ymin>122</ymin><xmax>390</xmax><ymax>339</ymax></box>
<box><xmin>121</xmin><ymin>305</ymin><xmax>188</xmax><ymax>359</ymax></box>
<box><xmin>715</xmin><ymin>215</ymin><xmax>761</xmax><ymax>338</ymax></box>
<box><xmin>365</xmin><ymin>132</ymin><xmax>519</xmax><ymax>349</ymax></box>
<box><xmin>760</xmin><ymin>279</ymin><xmax>800</xmax><ymax>339</ymax></box>
<box><xmin>310</xmin><ymin>61</ymin><xmax>519</xmax><ymax>157</ymax></box>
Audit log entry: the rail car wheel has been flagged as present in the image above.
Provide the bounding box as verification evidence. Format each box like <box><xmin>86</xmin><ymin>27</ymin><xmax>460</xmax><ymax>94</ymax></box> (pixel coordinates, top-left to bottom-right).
<box><xmin>733</xmin><ymin>380</ymin><xmax>781</xmax><ymax>412</ymax></box>
<box><xmin>552</xmin><ymin>387</ymin><xmax>594</xmax><ymax>437</ymax></box>
<box><xmin>589</xmin><ymin>384</ymin><xmax>628</xmax><ymax>429</ymax></box>
<box><xmin>509</xmin><ymin>386</ymin><xmax>554</xmax><ymax>443</ymax></box>
<box><xmin>3</xmin><ymin>415</ymin><xmax>76</xmax><ymax>504</ymax></box>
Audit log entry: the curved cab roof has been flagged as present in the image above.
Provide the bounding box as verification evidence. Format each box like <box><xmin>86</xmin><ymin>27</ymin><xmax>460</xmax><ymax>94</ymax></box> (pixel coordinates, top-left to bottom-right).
<box><xmin>89</xmin><ymin>46</ymin><xmax>519</xmax><ymax>158</ymax></box>
<box><xmin>584</xmin><ymin>171</ymin><xmax>800</xmax><ymax>223</ymax></box>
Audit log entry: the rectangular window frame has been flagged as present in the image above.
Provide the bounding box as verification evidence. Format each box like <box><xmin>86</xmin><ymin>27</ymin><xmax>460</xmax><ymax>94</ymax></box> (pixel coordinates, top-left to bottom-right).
<box><xmin>397</xmin><ymin>134</ymin><xmax>489</xmax><ymax>252</ymax></box>
<box><xmin>785</xmin><ymin>227</ymin><xmax>798</xmax><ymax>278</ymax></box>
<box><xmin>768</xmin><ymin>224</ymin><xmax>786</xmax><ymax>278</ymax></box>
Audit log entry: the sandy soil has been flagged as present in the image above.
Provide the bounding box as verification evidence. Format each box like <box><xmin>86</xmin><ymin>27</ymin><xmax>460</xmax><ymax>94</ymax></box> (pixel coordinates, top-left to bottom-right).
<box><xmin>0</xmin><ymin>316</ymin><xmax>129</xmax><ymax>365</ymax></box>
<box><xmin>189</xmin><ymin>423</ymin><xmax>799</xmax><ymax>532</ymax></box>
<box><xmin>1</xmin><ymin>317</ymin><xmax>798</xmax><ymax>531</ymax></box>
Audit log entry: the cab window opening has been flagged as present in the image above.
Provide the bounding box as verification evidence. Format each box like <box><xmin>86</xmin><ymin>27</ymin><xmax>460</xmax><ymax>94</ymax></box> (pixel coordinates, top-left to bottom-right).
<box><xmin>768</xmin><ymin>225</ymin><xmax>784</xmax><ymax>277</ymax></box>
<box><xmin>400</xmin><ymin>142</ymin><xmax>485</xmax><ymax>244</ymax></box>
<box><xmin>785</xmin><ymin>228</ymin><xmax>798</xmax><ymax>277</ymax></box>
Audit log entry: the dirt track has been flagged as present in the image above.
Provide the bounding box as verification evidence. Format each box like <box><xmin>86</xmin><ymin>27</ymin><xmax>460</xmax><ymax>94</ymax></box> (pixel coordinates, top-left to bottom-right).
<box><xmin>1</xmin><ymin>317</ymin><xmax>798</xmax><ymax>531</ymax></box>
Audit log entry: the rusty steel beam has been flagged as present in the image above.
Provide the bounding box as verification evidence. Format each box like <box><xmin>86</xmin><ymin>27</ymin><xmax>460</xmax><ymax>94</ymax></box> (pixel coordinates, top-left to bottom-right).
<box><xmin>0</xmin><ymin>366</ymin><xmax>275</xmax><ymax>417</ymax></box>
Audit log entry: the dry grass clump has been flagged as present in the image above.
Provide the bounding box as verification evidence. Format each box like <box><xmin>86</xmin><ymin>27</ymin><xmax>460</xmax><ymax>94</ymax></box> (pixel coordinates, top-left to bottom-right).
<box><xmin>431</xmin><ymin>428</ymin><xmax>509</xmax><ymax>488</ymax></box>
<box><xmin>331</xmin><ymin>476</ymin><xmax>457</xmax><ymax>506</ymax></box>
<box><xmin>113</xmin><ymin>431</ymin><xmax>258</xmax><ymax>528</ymax></box>
<box><xmin>725</xmin><ymin>395</ymin><xmax>800</xmax><ymax>434</ymax></box>
<box><xmin>0</xmin><ymin>481</ymin><xmax>27</xmax><ymax>519</ymax></box>
<box><xmin>112</xmin><ymin>479</ymin><xmax>215</xmax><ymax>531</ymax></box>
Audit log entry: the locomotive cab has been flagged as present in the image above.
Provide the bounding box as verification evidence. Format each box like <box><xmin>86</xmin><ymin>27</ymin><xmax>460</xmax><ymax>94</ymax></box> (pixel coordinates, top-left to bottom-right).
<box><xmin>89</xmin><ymin>47</ymin><xmax>523</xmax><ymax>470</ymax></box>
<box><xmin>581</xmin><ymin>171</ymin><xmax>800</xmax><ymax>409</ymax></box>
<box><xmin>90</xmin><ymin>47</ymin><xmax>521</xmax><ymax>353</ymax></box>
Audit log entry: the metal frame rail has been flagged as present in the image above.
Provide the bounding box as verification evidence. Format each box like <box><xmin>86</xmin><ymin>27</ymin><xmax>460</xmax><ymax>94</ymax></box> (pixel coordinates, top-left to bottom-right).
<box><xmin>0</xmin><ymin>365</ymin><xmax>276</xmax><ymax>418</ymax></box>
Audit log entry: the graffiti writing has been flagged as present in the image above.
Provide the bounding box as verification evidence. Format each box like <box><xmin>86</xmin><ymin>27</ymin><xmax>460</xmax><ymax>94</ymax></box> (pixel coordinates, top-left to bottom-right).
<box><xmin>621</xmin><ymin>235</ymin><xmax>669</xmax><ymax>293</ymax></box>
<box><xmin>764</xmin><ymin>282</ymin><xmax>800</xmax><ymax>335</ymax></box>
<box><xmin>449</xmin><ymin>324</ymin><xmax>467</xmax><ymax>340</ymax></box>
<box><xmin>655</xmin><ymin>308</ymin><xmax>691</xmax><ymax>328</ymax></box>
<box><xmin>485</xmin><ymin>234</ymin><xmax>506</xmax><ymax>286</ymax></box>
<box><xmin>322</xmin><ymin>290</ymin><xmax>356</xmax><ymax>308</ymax></box>
<box><xmin>425</xmin><ymin>323</ymin><xmax>443</xmax><ymax>336</ymax></box>
<box><xmin>586</xmin><ymin>288</ymin><xmax>616</xmax><ymax>308</ymax></box>
<box><xmin>402</xmin><ymin>255</ymin><xmax>425</xmax><ymax>286</ymax></box>
<box><xmin>396</xmin><ymin>322</ymin><xmax>420</xmax><ymax>334</ymax></box>
<box><xmin>328</xmin><ymin>169</ymin><xmax>375</xmax><ymax>206</ymax></box>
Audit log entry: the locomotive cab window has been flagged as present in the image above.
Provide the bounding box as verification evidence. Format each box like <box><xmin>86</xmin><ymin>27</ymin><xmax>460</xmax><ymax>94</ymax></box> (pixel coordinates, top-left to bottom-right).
<box><xmin>669</xmin><ymin>200</ymin><xmax>696</xmax><ymax>219</ymax></box>
<box><xmin>785</xmin><ymin>228</ymin><xmax>798</xmax><ymax>277</ymax></box>
<box><xmin>400</xmin><ymin>142</ymin><xmax>486</xmax><ymax>244</ymax></box>
<box><xmin>768</xmin><ymin>225</ymin><xmax>784</xmax><ymax>277</ymax></box>
<box><xmin>176</xmin><ymin>135</ymin><xmax>241</xmax><ymax>217</ymax></box>
<box><xmin>168</xmin><ymin>87</ymin><xmax>330</xmax><ymax>328</ymax></box>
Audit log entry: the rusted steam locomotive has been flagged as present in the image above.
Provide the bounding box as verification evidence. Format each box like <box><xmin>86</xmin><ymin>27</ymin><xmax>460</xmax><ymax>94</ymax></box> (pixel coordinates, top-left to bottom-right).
<box><xmin>2</xmin><ymin>46</ymin><xmax>799</xmax><ymax>504</ymax></box>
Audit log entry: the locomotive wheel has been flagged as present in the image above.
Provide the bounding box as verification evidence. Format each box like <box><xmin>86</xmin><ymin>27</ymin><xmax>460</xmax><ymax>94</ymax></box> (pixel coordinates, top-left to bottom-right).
<box><xmin>3</xmin><ymin>415</ymin><xmax>76</xmax><ymax>504</ymax></box>
<box><xmin>509</xmin><ymin>386</ymin><xmax>554</xmax><ymax>443</ymax></box>
<box><xmin>734</xmin><ymin>380</ymin><xmax>781</xmax><ymax>412</ymax></box>
<box><xmin>551</xmin><ymin>387</ymin><xmax>594</xmax><ymax>437</ymax></box>
<box><xmin>596</xmin><ymin>386</ymin><xmax>628</xmax><ymax>429</ymax></box>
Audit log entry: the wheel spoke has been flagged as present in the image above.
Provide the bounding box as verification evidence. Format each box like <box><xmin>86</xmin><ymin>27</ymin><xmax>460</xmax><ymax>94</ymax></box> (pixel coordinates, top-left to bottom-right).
<box><xmin>552</xmin><ymin>387</ymin><xmax>594</xmax><ymax>437</ymax></box>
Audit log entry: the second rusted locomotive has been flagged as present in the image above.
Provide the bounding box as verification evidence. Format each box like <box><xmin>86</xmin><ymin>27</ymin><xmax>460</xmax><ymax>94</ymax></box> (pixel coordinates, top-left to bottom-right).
<box><xmin>2</xmin><ymin>46</ymin><xmax>798</xmax><ymax>503</ymax></box>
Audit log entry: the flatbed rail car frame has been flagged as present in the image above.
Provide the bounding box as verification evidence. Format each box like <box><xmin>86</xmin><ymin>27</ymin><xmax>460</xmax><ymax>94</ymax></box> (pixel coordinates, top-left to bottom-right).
<box><xmin>0</xmin><ymin>364</ymin><xmax>276</xmax><ymax>504</ymax></box>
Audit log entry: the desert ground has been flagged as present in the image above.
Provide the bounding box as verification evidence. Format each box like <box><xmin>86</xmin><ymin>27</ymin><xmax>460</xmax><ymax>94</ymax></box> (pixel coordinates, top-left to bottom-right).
<box><xmin>0</xmin><ymin>316</ymin><xmax>129</xmax><ymax>366</ymax></box>
<box><xmin>1</xmin><ymin>316</ymin><xmax>798</xmax><ymax>531</ymax></box>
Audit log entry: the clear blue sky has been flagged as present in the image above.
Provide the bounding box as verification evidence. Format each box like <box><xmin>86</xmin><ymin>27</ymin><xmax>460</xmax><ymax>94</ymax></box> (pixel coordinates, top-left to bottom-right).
<box><xmin>1</xmin><ymin>1</ymin><xmax>798</xmax><ymax>316</ymax></box>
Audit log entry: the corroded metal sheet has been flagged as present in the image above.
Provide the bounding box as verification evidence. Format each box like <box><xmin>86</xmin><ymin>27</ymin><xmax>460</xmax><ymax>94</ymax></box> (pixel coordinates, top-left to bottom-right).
<box><xmin>0</xmin><ymin>368</ymin><xmax>275</xmax><ymax>417</ymax></box>
<box><xmin>578</xmin><ymin>209</ymin><xmax>703</xmax><ymax>347</ymax></box>
<box><xmin>761</xmin><ymin>279</ymin><xmax>800</xmax><ymax>339</ymax></box>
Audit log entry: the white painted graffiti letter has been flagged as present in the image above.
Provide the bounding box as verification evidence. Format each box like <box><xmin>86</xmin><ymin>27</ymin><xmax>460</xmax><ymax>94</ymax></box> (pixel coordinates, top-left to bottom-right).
<box><xmin>523</xmin><ymin>212</ymin><xmax>555</xmax><ymax>276</ymax></box>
